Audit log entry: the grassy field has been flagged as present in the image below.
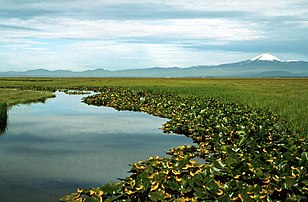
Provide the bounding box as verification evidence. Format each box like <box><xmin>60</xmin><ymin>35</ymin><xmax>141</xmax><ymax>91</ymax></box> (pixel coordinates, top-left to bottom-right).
<box><xmin>0</xmin><ymin>77</ymin><xmax>307</xmax><ymax>137</ymax></box>
<box><xmin>0</xmin><ymin>88</ymin><xmax>55</xmax><ymax>106</ymax></box>
<box><xmin>0</xmin><ymin>88</ymin><xmax>55</xmax><ymax>134</ymax></box>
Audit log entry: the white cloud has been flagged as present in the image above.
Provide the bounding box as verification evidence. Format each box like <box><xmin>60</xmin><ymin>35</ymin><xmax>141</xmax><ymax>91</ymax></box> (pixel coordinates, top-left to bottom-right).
<box><xmin>1</xmin><ymin>17</ymin><xmax>263</xmax><ymax>44</ymax></box>
<box><xmin>0</xmin><ymin>0</ymin><xmax>307</xmax><ymax>71</ymax></box>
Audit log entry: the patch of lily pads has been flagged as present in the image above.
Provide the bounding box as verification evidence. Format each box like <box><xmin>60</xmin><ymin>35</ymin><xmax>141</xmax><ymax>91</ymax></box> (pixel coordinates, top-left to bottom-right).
<box><xmin>61</xmin><ymin>87</ymin><xmax>307</xmax><ymax>201</ymax></box>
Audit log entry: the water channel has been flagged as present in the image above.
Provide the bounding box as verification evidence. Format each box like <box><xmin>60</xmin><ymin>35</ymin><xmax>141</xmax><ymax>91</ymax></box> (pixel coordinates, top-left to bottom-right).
<box><xmin>0</xmin><ymin>92</ymin><xmax>193</xmax><ymax>202</ymax></box>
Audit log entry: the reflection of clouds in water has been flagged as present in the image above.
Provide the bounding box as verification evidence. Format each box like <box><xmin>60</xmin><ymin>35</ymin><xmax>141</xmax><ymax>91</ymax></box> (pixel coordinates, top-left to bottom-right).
<box><xmin>9</xmin><ymin>92</ymin><xmax>167</xmax><ymax>137</ymax></box>
<box><xmin>9</xmin><ymin>112</ymin><xmax>166</xmax><ymax>137</ymax></box>
<box><xmin>0</xmin><ymin>92</ymin><xmax>192</xmax><ymax>202</ymax></box>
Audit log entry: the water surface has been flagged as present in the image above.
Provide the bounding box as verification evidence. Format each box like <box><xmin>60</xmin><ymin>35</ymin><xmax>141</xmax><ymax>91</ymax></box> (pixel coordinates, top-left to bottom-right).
<box><xmin>0</xmin><ymin>92</ymin><xmax>192</xmax><ymax>202</ymax></box>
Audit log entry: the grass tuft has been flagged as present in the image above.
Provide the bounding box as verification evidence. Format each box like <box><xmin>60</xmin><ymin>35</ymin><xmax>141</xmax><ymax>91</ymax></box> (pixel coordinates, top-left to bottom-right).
<box><xmin>0</xmin><ymin>102</ymin><xmax>8</xmax><ymax>134</ymax></box>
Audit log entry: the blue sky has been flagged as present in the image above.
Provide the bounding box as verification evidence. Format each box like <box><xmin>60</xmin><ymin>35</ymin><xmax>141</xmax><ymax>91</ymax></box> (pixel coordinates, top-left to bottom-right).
<box><xmin>0</xmin><ymin>0</ymin><xmax>308</xmax><ymax>71</ymax></box>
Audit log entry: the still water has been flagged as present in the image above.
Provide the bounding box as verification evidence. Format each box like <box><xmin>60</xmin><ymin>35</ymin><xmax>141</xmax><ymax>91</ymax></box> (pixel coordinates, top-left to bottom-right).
<box><xmin>0</xmin><ymin>92</ymin><xmax>192</xmax><ymax>202</ymax></box>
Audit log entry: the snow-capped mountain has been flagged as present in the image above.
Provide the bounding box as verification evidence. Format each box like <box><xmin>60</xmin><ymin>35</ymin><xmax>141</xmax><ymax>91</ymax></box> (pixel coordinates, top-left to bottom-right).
<box><xmin>0</xmin><ymin>53</ymin><xmax>307</xmax><ymax>78</ymax></box>
<box><xmin>248</xmin><ymin>53</ymin><xmax>301</xmax><ymax>63</ymax></box>
<box><xmin>250</xmin><ymin>53</ymin><xmax>282</xmax><ymax>62</ymax></box>
<box><xmin>215</xmin><ymin>53</ymin><xmax>308</xmax><ymax>76</ymax></box>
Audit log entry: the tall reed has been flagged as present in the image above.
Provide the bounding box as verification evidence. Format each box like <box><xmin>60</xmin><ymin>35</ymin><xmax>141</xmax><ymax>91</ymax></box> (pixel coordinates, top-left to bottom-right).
<box><xmin>0</xmin><ymin>102</ymin><xmax>8</xmax><ymax>134</ymax></box>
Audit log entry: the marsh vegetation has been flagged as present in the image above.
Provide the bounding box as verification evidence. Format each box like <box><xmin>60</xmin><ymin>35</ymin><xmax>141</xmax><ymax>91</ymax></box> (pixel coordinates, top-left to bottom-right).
<box><xmin>0</xmin><ymin>102</ymin><xmax>7</xmax><ymax>134</ymax></box>
<box><xmin>1</xmin><ymin>78</ymin><xmax>307</xmax><ymax>137</ymax></box>
<box><xmin>62</xmin><ymin>87</ymin><xmax>307</xmax><ymax>201</ymax></box>
<box><xmin>0</xmin><ymin>88</ymin><xmax>55</xmax><ymax>134</ymax></box>
<box><xmin>0</xmin><ymin>78</ymin><xmax>307</xmax><ymax>201</ymax></box>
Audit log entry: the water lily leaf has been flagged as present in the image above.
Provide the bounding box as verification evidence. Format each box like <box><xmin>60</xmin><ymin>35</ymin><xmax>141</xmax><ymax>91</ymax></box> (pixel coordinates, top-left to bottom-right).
<box><xmin>255</xmin><ymin>168</ymin><xmax>263</xmax><ymax>177</ymax></box>
<box><xmin>169</xmin><ymin>179</ymin><xmax>180</xmax><ymax>191</ymax></box>
<box><xmin>100</xmin><ymin>182</ymin><xmax>123</xmax><ymax>195</ymax></box>
<box><xmin>301</xmin><ymin>152</ymin><xmax>308</xmax><ymax>164</ymax></box>
<box><xmin>84</xmin><ymin>197</ymin><xmax>100</xmax><ymax>202</ymax></box>
<box><xmin>104</xmin><ymin>195</ymin><xmax>123</xmax><ymax>202</ymax></box>
<box><xmin>284</xmin><ymin>178</ymin><xmax>297</xmax><ymax>189</ymax></box>
<box><xmin>59</xmin><ymin>193</ymin><xmax>81</xmax><ymax>202</ymax></box>
<box><xmin>218</xmin><ymin>194</ymin><xmax>231</xmax><ymax>202</ymax></box>
<box><xmin>148</xmin><ymin>191</ymin><xmax>165</xmax><ymax>201</ymax></box>
<box><xmin>194</xmin><ymin>187</ymin><xmax>206</xmax><ymax>198</ymax></box>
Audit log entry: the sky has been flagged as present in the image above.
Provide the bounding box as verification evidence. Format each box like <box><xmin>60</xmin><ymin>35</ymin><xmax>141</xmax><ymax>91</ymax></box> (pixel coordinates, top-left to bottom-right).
<box><xmin>0</xmin><ymin>0</ymin><xmax>308</xmax><ymax>71</ymax></box>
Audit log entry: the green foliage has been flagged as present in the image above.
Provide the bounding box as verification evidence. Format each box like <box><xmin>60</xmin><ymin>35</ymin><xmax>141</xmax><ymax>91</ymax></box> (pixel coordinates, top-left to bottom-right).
<box><xmin>0</xmin><ymin>102</ymin><xmax>8</xmax><ymax>134</ymax></box>
<box><xmin>1</xmin><ymin>77</ymin><xmax>307</xmax><ymax>136</ymax></box>
<box><xmin>61</xmin><ymin>87</ymin><xmax>307</xmax><ymax>201</ymax></box>
<box><xmin>0</xmin><ymin>87</ymin><xmax>55</xmax><ymax>134</ymax></box>
<box><xmin>0</xmin><ymin>102</ymin><xmax>7</xmax><ymax>119</ymax></box>
<box><xmin>0</xmin><ymin>78</ymin><xmax>306</xmax><ymax>200</ymax></box>
<box><xmin>0</xmin><ymin>88</ymin><xmax>55</xmax><ymax>106</ymax></box>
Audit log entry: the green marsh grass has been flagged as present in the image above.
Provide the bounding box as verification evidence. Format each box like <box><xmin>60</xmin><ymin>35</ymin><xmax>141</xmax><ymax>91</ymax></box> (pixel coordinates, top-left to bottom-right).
<box><xmin>0</xmin><ymin>78</ymin><xmax>307</xmax><ymax>137</ymax></box>
<box><xmin>0</xmin><ymin>102</ymin><xmax>7</xmax><ymax>134</ymax></box>
<box><xmin>0</xmin><ymin>102</ymin><xmax>6</xmax><ymax>116</ymax></box>
<box><xmin>0</xmin><ymin>88</ymin><xmax>55</xmax><ymax>134</ymax></box>
<box><xmin>0</xmin><ymin>88</ymin><xmax>55</xmax><ymax>106</ymax></box>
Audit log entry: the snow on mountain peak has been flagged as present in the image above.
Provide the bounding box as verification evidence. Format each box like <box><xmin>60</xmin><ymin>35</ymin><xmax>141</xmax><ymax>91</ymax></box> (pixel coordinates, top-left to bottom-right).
<box><xmin>285</xmin><ymin>59</ymin><xmax>299</xmax><ymax>62</ymax></box>
<box><xmin>250</xmin><ymin>53</ymin><xmax>282</xmax><ymax>62</ymax></box>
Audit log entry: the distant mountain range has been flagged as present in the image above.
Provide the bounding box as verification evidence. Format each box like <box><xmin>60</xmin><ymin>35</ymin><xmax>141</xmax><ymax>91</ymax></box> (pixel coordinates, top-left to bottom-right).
<box><xmin>1</xmin><ymin>54</ymin><xmax>307</xmax><ymax>78</ymax></box>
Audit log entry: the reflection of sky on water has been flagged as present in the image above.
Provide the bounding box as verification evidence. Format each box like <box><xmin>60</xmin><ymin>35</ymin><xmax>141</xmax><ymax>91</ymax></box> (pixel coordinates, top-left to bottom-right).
<box><xmin>0</xmin><ymin>92</ymin><xmax>192</xmax><ymax>202</ymax></box>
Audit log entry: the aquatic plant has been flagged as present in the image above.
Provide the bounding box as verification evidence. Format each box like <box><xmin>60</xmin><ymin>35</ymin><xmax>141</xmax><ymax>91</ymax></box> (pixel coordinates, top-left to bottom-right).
<box><xmin>61</xmin><ymin>87</ymin><xmax>307</xmax><ymax>201</ymax></box>
<box><xmin>1</xmin><ymin>77</ymin><xmax>307</xmax><ymax>136</ymax></box>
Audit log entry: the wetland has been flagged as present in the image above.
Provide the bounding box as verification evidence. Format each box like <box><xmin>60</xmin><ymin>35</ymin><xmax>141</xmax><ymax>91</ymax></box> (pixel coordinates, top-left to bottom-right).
<box><xmin>0</xmin><ymin>91</ymin><xmax>192</xmax><ymax>202</ymax></box>
<box><xmin>0</xmin><ymin>78</ymin><xmax>306</xmax><ymax>201</ymax></box>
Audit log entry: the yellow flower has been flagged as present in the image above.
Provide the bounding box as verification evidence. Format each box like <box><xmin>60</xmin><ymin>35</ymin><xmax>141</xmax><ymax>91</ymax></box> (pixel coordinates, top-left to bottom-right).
<box><xmin>234</xmin><ymin>175</ymin><xmax>240</xmax><ymax>179</ymax></box>
<box><xmin>217</xmin><ymin>189</ymin><xmax>223</xmax><ymax>196</ymax></box>
<box><xmin>274</xmin><ymin>187</ymin><xmax>282</xmax><ymax>192</ymax></box>
<box><xmin>124</xmin><ymin>188</ymin><xmax>135</xmax><ymax>195</ymax></box>
<box><xmin>150</xmin><ymin>181</ymin><xmax>159</xmax><ymax>191</ymax></box>
<box><xmin>136</xmin><ymin>184</ymin><xmax>144</xmax><ymax>191</ymax></box>
<box><xmin>166</xmin><ymin>161</ymin><xmax>173</xmax><ymax>169</ymax></box>
<box><xmin>172</xmin><ymin>170</ymin><xmax>181</xmax><ymax>175</ymax></box>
